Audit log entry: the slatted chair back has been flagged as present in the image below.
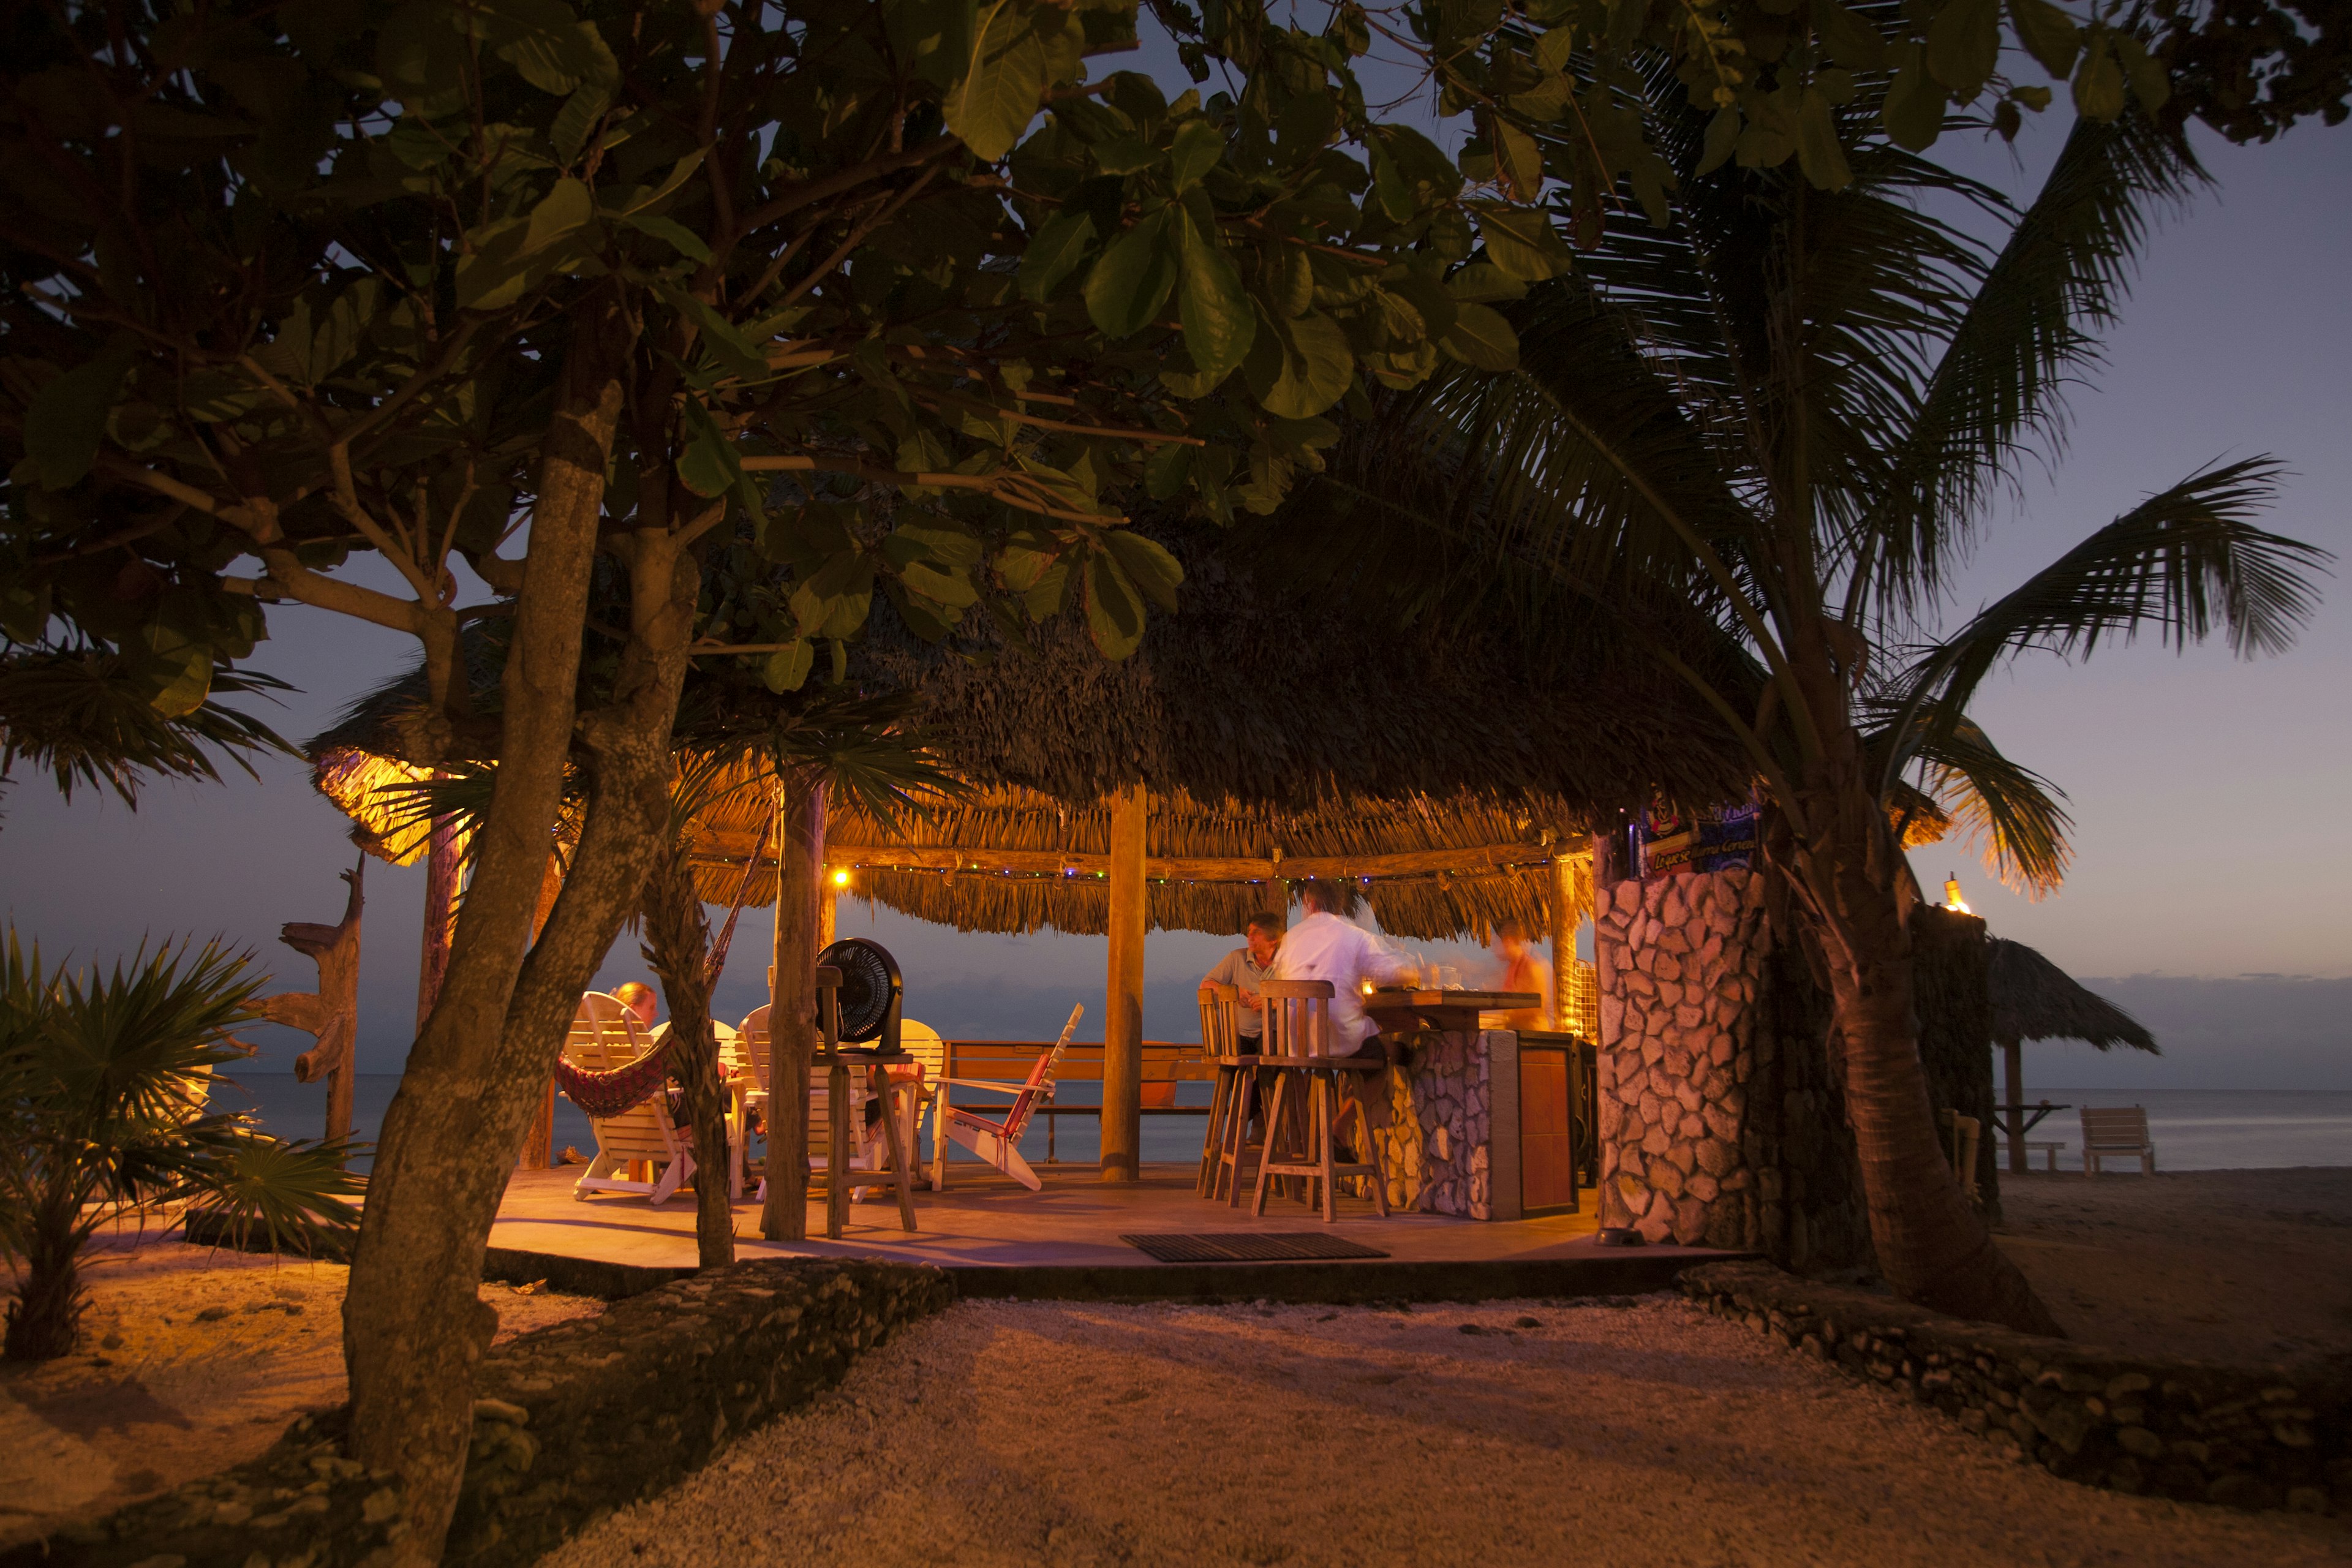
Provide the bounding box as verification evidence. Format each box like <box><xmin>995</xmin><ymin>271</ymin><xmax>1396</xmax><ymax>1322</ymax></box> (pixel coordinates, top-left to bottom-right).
<box><xmin>734</xmin><ymin>1003</ymin><xmax>773</xmax><ymax>1095</ymax></box>
<box><xmin>565</xmin><ymin>993</ymin><xmax>680</xmax><ymax>1167</ymax></box>
<box><xmin>1260</xmin><ymin>979</ymin><xmax>1336</xmax><ymax>1058</ymax></box>
<box><xmin>1198</xmin><ymin>984</ymin><xmax>1243</xmax><ymax>1060</ymax></box>
<box><xmin>2081</xmin><ymin>1106</ymin><xmax>2151</xmax><ymax>1148</ymax></box>
<box><xmin>900</xmin><ymin>1019</ymin><xmax>947</xmax><ymax>1088</ymax></box>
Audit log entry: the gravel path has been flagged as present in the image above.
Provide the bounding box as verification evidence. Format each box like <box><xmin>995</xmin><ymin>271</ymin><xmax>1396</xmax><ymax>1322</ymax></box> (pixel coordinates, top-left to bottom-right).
<box><xmin>549</xmin><ymin>1295</ymin><xmax>2351</xmax><ymax>1568</ymax></box>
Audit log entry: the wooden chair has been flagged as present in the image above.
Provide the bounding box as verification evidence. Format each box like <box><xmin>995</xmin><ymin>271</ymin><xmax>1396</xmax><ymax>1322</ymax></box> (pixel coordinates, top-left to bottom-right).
<box><xmin>2081</xmin><ymin>1106</ymin><xmax>2156</xmax><ymax>1176</ymax></box>
<box><xmin>566</xmin><ymin>992</ymin><xmax>692</xmax><ymax>1204</ymax></box>
<box><xmin>1197</xmin><ymin>984</ymin><xmax>1263</xmax><ymax>1200</ymax></box>
<box><xmin>896</xmin><ymin>1019</ymin><xmax>950</xmax><ymax>1191</ymax></box>
<box><xmin>938</xmin><ymin>1003</ymin><xmax>1084</xmax><ymax>1191</ymax></box>
<box><xmin>1251</xmin><ymin>979</ymin><xmax>1390</xmax><ymax>1223</ymax></box>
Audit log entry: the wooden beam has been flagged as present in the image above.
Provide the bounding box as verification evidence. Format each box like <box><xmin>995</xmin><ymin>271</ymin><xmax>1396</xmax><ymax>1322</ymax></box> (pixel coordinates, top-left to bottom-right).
<box><xmin>763</xmin><ymin>777</ymin><xmax>826</xmax><ymax>1242</ymax></box>
<box><xmin>817</xmin><ymin>842</ymin><xmax>1559</xmax><ymax>882</ymax></box>
<box><xmin>1551</xmin><ymin>853</ymin><xmax>1575</xmax><ymax>1031</ymax></box>
<box><xmin>1100</xmin><ymin>785</ymin><xmax>1147</xmax><ymax>1183</ymax></box>
<box><xmin>2003</xmin><ymin>1037</ymin><xmax>2026</xmax><ymax>1177</ymax></box>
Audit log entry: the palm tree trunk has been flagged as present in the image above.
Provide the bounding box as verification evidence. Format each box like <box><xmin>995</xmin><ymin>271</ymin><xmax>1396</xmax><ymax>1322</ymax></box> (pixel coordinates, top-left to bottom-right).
<box><xmin>1800</xmin><ymin>767</ymin><xmax>2062</xmax><ymax>1335</ymax></box>
<box><xmin>3</xmin><ymin>1182</ymin><xmax>88</xmax><ymax>1360</ymax></box>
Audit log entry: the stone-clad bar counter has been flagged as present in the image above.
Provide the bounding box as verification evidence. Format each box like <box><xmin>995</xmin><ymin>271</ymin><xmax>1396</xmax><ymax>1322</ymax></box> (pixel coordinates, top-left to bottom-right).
<box><xmin>1357</xmin><ymin>991</ymin><xmax>1547</xmax><ymax>1222</ymax></box>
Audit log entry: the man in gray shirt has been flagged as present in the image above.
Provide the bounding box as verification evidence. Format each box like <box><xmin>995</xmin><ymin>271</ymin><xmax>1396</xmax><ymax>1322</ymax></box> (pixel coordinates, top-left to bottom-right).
<box><xmin>1200</xmin><ymin>911</ymin><xmax>1284</xmax><ymax>1046</ymax></box>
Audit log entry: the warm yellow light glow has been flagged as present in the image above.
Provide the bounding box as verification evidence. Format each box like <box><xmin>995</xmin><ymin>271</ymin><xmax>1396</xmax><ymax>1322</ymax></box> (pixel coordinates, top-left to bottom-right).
<box><xmin>1942</xmin><ymin>875</ymin><xmax>1970</xmax><ymax>915</ymax></box>
<box><xmin>1362</xmin><ymin>980</ymin><xmax>1374</xmax><ymax>995</ymax></box>
<box><xmin>832</xmin><ymin>869</ymin><xmax>851</xmax><ymax>888</ymax></box>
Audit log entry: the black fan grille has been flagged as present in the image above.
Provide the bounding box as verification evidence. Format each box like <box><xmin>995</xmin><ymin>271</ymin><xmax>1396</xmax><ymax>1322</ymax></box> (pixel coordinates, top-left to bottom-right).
<box><xmin>820</xmin><ymin>938</ymin><xmax>896</xmax><ymax>1042</ymax></box>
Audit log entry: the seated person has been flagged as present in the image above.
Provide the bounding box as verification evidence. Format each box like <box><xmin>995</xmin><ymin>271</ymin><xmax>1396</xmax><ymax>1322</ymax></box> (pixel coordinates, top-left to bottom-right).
<box><xmin>1269</xmin><ymin>882</ymin><xmax>1412</xmax><ymax>1060</ymax></box>
<box><xmin>1199</xmin><ymin>911</ymin><xmax>1284</xmax><ymax>1051</ymax></box>
<box><xmin>612</xmin><ymin>981</ymin><xmax>661</xmax><ymax>1031</ymax></box>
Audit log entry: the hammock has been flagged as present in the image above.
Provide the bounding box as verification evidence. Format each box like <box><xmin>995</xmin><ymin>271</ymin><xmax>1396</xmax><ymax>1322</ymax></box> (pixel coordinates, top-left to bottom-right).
<box><xmin>554</xmin><ymin>1033</ymin><xmax>677</xmax><ymax>1119</ymax></box>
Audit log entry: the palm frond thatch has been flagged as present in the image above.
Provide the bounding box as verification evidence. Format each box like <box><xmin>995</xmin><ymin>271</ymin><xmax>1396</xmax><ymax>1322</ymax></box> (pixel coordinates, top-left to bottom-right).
<box><xmin>1987</xmin><ymin>938</ymin><xmax>2158</xmax><ymax>1052</ymax></box>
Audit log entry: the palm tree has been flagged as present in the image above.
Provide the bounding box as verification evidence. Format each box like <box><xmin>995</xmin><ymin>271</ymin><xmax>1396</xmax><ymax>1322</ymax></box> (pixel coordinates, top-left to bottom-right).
<box><xmin>1293</xmin><ymin>89</ymin><xmax>2329</xmax><ymax>1329</ymax></box>
<box><xmin>0</xmin><ymin>932</ymin><xmax>361</xmax><ymax>1359</ymax></box>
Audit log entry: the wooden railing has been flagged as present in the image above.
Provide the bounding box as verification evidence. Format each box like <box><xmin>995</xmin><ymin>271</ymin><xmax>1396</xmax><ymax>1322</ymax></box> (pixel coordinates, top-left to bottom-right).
<box><xmin>940</xmin><ymin>1039</ymin><xmax>1212</xmax><ymax>1163</ymax></box>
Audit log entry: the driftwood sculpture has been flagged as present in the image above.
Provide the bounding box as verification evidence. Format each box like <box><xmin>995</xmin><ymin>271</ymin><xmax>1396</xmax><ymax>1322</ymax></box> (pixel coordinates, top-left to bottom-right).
<box><xmin>258</xmin><ymin>858</ymin><xmax>364</xmax><ymax>1145</ymax></box>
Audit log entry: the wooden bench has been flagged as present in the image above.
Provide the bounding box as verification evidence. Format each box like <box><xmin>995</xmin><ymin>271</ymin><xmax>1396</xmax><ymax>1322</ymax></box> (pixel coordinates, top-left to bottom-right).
<box><xmin>2025</xmin><ymin>1140</ymin><xmax>2065</xmax><ymax>1171</ymax></box>
<box><xmin>942</xmin><ymin>1040</ymin><xmax>1213</xmax><ymax>1162</ymax></box>
<box><xmin>2081</xmin><ymin>1106</ymin><xmax>2156</xmax><ymax>1177</ymax></box>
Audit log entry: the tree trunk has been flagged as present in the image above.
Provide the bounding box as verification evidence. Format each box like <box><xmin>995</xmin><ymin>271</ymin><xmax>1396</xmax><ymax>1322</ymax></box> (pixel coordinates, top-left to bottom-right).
<box><xmin>415</xmin><ymin>809</ymin><xmax>460</xmax><ymax>1031</ymax></box>
<box><xmin>339</xmin><ymin>293</ymin><xmax>643</xmax><ymax>1565</ymax></box>
<box><xmin>762</xmin><ymin>777</ymin><xmax>824</xmax><ymax>1241</ymax></box>
<box><xmin>1798</xmin><ymin>761</ymin><xmax>2060</xmax><ymax>1336</ymax></box>
<box><xmin>518</xmin><ymin>853</ymin><xmax>564</xmax><ymax>1170</ymax></box>
<box><xmin>3</xmin><ymin>1183</ymin><xmax>86</xmax><ymax>1360</ymax></box>
<box><xmin>641</xmin><ymin>839</ymin><xmax>736</xmax><ymax>1267</ymax></box>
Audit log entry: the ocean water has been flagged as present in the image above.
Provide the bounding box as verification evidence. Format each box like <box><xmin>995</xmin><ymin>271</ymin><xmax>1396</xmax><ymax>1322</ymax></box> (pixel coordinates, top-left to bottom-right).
<box><xmin>2008</xmin><ymin>1088</ymin><xmax>2352</xmax><ymax>1172</ymax></box>
<box><xmin>223</xmin><ymin>1075</ymin><xmax>2351</xmax><ymax>1176</ymax></box>
<box><xmin>222</xmin><ymin>1072</ymin><xmax>1212</xmax><ymax>1173</ymax></box>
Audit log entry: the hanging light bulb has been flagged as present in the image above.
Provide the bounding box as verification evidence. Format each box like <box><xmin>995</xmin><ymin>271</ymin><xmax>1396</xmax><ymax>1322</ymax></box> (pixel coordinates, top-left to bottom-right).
<box><xmin>832</xmin><ymin>868</ymin><xmax>851</xmax><ymax>888</ymax></box>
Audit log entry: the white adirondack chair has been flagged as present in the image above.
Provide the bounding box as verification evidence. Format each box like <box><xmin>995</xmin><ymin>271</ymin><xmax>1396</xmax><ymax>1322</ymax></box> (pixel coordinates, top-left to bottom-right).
<box><xmin>734</xmin><ymin>1002</ymin><xmax>894</xmax><ymax>1203</ymax></box>
<box><xmin>565</xmin><ymin>992</ymin><xmax>693</xmax><ymax>1204</ymax></box>
<box><xmin>897</xmin><ymin>1020</ymin><xmax>949</xmax><ymax>1190</ymax></box>
<box><xmin>937</xmin><ymin>1003</ymin><xmax>1084</xmax><ymax>1192</ymax></box>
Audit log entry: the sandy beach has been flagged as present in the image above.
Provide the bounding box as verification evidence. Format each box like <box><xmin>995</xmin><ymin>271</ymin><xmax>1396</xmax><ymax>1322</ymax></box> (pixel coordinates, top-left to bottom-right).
<box><xmin>6</xmin><ymin>1167</ymin><xmax>2348</xmax><ymax>1556</ymax></box>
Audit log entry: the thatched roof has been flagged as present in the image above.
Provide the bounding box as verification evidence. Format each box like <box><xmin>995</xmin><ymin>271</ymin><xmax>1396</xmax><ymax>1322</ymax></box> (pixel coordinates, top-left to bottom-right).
<box><xmin>1988</xmin><ymin>938</ymin><xmax>2158</xmax><ymax>1052</ymax></box>
<box><xmin>304</xmin><ymin>527</ymin><xmax>1749</xmax><ymax>941</ymax></box>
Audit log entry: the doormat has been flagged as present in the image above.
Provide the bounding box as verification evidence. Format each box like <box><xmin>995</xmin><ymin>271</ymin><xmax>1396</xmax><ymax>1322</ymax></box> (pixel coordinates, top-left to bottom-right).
<box><xmin>1118</xmin><ymin>1232</ymin><xmax>1390</xmax><ymax>1264</ymax></box>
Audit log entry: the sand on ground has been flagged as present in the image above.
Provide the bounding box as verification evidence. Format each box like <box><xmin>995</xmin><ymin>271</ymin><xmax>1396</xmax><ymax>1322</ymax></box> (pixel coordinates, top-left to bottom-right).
<box><xmin>548</xmin><ymin>1294</ymin><xmax>2352</xmax><ymax>1568</ymax></box>
<box><xmin>1994</xmin><ymin>1166</ymin><xmax>2352</xmax><ymax>1367</ymax></box>
<box><xmin>0</xmin><ymin>1234</ymin><xmax>600</xmax><ymax>1548</ymax></box>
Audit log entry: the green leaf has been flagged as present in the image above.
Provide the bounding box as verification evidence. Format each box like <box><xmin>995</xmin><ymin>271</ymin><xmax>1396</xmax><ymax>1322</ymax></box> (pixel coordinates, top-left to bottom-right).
<box><xmin>1469</xmin><ymin>202</ymin><xmax>1573</xmax><ymax>282</ymax></box>
<box><xmin>2114</xmin><ymin>32</ymin><xmax>2171</xmax><ymax>114</ymax></box>
<box><xmin>900</xmin><ymin>559</ymin><xmax>980</xmax><ymax>607</ymax></box>
<box><xmin>550</xmin><ymin>83</ymin><xmax>609</xmax><ymax>163</ymax></box>
<box><xmin>1084</xmin><ymin>207</ymin><xmax>1178</xmax><ymax>339</ymax></box>
<box><xmin>1247</xmin><ymin>309</ymin><xmax>1354</xmax><ymax>420</ymax></box>
<box><xmin>1103</xmin><ymin>530</ymin><xmax>1183</xmax><ymax>611</ymax></box>
<box><xmin>478</xmin><ymin>0</ymin><xmax>619</xmax><ymax>95</ymax></box>
<box><xmin>1167</xmin><ymin>119</ymin><xmax>1224</xmax><ymax>190</ymax></box>
<box><xmin>677</xmin><ymin>399</ymin><xmax>742</xmax><ymax>499</ymax></box>
<box><xmin>1438</xmin><ymin>301</ymin><xmax>1518</xmax><ymax>371</ymax></box>
<box><xmin>1883</xmin><ymin>43</ymin><xmax>1948</xmax><ymax>151</ymax></box>
<box><xmin>1793</xmin><ymin>86</ymin><xmax>1853</xmax><ymax>190</ymax></box>
<box><xmin>946</xmin><ymin>0</ymin><xmax>1048</xmax><ymax>162</ymax></box>
<box><xmin>24</xmin><ymin>350</ymin><xmax>132</xmax><ymax>491</ymax></box>
<box><xmin>2007</xmin><ymin>0</ymin><xmax>2081</xmax><ymax>80</ymax></box>
<box><xmin>144</xmin><ymin>636</ymin><xmax>214</xmax><ymax>718</ymax></box>
<box><xmin>763</xmin><ymin>639</ymin><xmax>815</xmax><ymax>693</ymax></box>
<box><xmin>2072</xmin><ymin>32</ymin><xmax>2126</xmax><ymax>119</ymax></box>
<box><xmin>655</xmin><ymin>283</ymin><xmax>769</xmax><ymax>380</ymax></box>
<box><xmin>1018</xmin><ymin>209</ymin><xmax>1096</xmax><ymax>302</ymax></box>
<box><xmin>618</xmin><ymin>211</ymin><xmax>710</xmax><ymax>262</ymax></box>
<box><xmin>1697</xmin><ymin>107</ymin><xmax>1741</xmax><ymax>176</ymax></box>
<box><xmin>1812</xmin><ymin>0</ymin><xmax>1886</xmax><ymax>70</ymax></box>
<box><xmin>1144</xmin><ymin>439</ymin><xmax>1192</xmax><ymax>500</ymax></box>
<box><xmin>1494</xmin><ymin>118</ymin><xmax>1544</xmax><ymax>201</ymax></box>
<box><xmin>1092</xmin><ymin>135</ymin><xmax>1159</xmax><ymax>175</ymax></box>
<box><xmin>1174</xmin><ymin>208</ymin><xmax>1254</xmax><ymax>385</ymax></box>
<box><xmin>523</xmin><ymin>176</ymin><xmax>594</xmax><ymax>254</ymax></box>
<box><xmin>1924</xmin><ymin>0</ymin><xmax>2000</xmax><ymax>100</ymax></box>
<box><xmin>1084</xmin><ymin>552</ymin><xmax>1147</xmax><ymax>658</ymax></box>
<box><xmin>790</xmin><ymin>552</ymin><xmax>876</xmax><ymax>639</ymax></box>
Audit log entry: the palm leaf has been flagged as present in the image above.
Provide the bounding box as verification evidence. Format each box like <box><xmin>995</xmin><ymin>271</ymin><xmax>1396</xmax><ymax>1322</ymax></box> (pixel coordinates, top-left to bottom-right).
<box><xmin>0</xmin><ymin>652</ymin><xmax>295</xmax><ymax>816</ymax></box>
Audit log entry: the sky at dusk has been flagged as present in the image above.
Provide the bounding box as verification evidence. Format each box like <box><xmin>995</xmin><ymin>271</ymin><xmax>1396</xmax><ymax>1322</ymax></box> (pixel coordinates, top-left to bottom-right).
<box><xmin>2</xmin><ymin>87</ymin><xmax>2345</xmax><ymax>1097</ymax></box>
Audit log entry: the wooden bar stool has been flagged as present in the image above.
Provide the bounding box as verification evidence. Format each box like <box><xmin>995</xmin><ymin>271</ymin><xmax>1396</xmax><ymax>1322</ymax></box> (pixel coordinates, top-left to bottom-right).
<box><xmin>1251</xmin><ymin>980</ymin><xmax>1390</xmax><ymax>1223</ymax></box>
<box><xmin>1196</xmin><ymin>984</ymin><xmax>1244</xmax><ymax>1196</ymax></box>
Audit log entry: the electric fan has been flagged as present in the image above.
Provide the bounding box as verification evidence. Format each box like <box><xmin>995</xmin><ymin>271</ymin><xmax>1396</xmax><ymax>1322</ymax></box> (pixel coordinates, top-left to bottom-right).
<box><xmin>816</xmin><ymin>938</ymin><xmax>902</xmax><ymax>1055</ymax></box>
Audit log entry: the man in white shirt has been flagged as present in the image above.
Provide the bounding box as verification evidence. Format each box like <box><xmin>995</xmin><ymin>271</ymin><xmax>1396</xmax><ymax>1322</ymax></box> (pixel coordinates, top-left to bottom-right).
<box><xmin>1269</xmin><ymin>883</ymin><xmax>1414</xmax><ymax>1057</ymax></box>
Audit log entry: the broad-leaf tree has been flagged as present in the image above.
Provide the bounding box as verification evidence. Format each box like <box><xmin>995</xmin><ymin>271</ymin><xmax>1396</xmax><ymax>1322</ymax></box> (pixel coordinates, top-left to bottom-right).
<box><xmin>1292</xmin><ymin>55</ymin><xmax>2329</xmax><ymax>1328</ymax></box>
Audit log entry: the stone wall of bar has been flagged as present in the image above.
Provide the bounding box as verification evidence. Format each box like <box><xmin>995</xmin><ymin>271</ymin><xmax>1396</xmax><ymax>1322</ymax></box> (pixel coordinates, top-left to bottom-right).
<box><xmin>1373</xmin><ymin>1031</ymin><xmax>1499</xmax><ymax>1219</ymax></box>
<box><xmin>1594</xmin><ymin>866</ymin><xmax>1773</xmax><ymax>1246</ymax></box>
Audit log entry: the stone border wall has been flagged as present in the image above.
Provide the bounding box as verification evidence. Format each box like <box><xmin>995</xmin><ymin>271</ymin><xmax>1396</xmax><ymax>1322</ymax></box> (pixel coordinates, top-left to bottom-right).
<box><xmin>23</xmin><ymin>1258</ymin><xmax>954</xmax><ymax>1568</ymax></box>
<box><xmin>1683</xmin><ymin>1260</ymin><xmax>2349</xmax><ymax>1514</ymax></box>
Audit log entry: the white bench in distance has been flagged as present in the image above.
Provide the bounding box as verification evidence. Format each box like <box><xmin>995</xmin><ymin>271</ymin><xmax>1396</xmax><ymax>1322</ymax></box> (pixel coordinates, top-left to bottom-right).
<box><xmin>2081</xmin><ymin>1106</ymin><xmax>2156</xmax><ymax>1177</ymax></box>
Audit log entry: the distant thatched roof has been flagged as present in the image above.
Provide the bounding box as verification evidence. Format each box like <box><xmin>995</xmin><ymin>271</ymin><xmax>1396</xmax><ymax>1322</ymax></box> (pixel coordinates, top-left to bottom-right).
<box><xmin>1988</xmin><ymin>938</ymin><xmax>2158</xmax><ymax>1052</ymax></box>
<box><xmin>303</xmin><ymin>528</ymin><xmax>1750</xmax><ymax>941</ymax></box>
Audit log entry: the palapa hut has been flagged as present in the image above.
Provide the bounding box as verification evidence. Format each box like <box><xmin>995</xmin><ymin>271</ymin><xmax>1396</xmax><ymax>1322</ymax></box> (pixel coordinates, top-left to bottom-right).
<box><xmin>304</xmin><ymin>528</ymin><xmax>1752</xmax><ymax>1182</ymax></box>
<box><xmin>1988</xmin><ymin>937</ymin><xmax>2158</xmax><ymax>1172</ymax></box>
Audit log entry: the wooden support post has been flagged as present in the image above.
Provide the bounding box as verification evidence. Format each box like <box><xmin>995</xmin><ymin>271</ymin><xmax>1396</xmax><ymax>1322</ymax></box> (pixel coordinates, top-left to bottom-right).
<box><xmin>519</xmin><ymin>850</ymin><xmax>564</xmax><ymax>1170</ymax></box>
<box><xmin>415</xmin><ymin>810</ymin><xmax>461</xmax><ymax>1032</ymax></box>
<box><xmin>2003</xmin><ymin>1037</ymin><xmax>2027</xmax><ymax>1176</ymax></box>
<box><xmin>1551</xmin><ymin>853</ymin><xmax>1575</xmax><ymax>1031</ymax></box>
<box><xmin>763</xmin><ymin>777</ymin><xmax>826</xmax><ymax>1242</ymax></box>
<box><xmin>1100</xmin><ymin>784</ymin><xmax>1147</xmax><ymax>1183</ymax></box>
